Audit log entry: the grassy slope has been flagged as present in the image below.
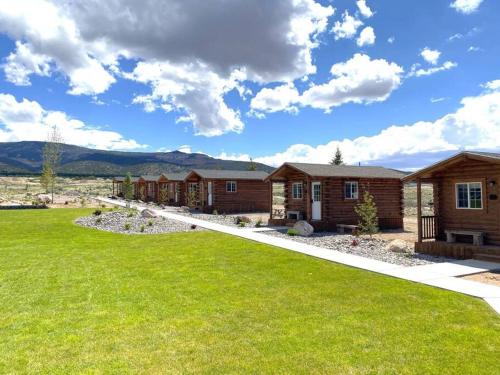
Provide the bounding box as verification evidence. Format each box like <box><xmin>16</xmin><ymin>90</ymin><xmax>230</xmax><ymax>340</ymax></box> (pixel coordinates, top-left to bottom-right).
<box><xmin>0</xmin><ymin>209</ymin><xmax>498</xmax><ymax>374</ymax></box>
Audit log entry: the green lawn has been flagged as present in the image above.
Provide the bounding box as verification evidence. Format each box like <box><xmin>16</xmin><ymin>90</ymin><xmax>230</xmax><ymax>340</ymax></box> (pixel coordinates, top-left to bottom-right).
<box><xmin>0</xmin><ymin>209</ymin><xmax>498</xmax><ymax>374</ymax></box>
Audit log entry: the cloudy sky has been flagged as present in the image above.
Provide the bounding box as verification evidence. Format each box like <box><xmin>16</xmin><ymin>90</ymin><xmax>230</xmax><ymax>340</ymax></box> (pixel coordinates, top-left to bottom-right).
<box><xmin>0</xmin><ymin>0</ymin><xmax>498</xmax><ymax>170</ymax></box>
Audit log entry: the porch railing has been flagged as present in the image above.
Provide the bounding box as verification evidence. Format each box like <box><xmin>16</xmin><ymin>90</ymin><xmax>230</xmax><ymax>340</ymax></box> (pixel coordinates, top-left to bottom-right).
<box><xmin>421</xmin><ymin>215</ymin><xmax>438</xmax><ymax>240</ymax></box>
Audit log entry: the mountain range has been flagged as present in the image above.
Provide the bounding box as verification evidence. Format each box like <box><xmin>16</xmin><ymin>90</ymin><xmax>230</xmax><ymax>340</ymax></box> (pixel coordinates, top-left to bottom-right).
<box><xmin>0</xmin><ymin>141</ymin><xmax>273</xmax><ymax>176</ymax></box>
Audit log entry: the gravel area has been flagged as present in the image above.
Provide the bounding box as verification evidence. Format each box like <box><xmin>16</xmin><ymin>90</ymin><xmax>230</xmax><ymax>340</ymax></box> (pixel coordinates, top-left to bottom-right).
<box><xmin>176</xmin><ymin>211</ymin><xmax>266</xmax><ymax>228</ymax></box>
<box><xmin>75</xmin><ymin>210</ymin><xmax>206</xmax><ymax>234</ymax></box>
<box><xmin>263</xmin><ymin>230</ymin><xmax>447</xmax><ymax>267</ymax></box>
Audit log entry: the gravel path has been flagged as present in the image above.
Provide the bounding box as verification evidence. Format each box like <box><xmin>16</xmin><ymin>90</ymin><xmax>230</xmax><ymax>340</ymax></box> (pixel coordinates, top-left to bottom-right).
<box><xmin>263</xmin><ymin>230</ymin><xmax>446</xmax><ymax>267</ymax></box>
<box><xmin>75</xmin><ymin>210</ymin><xmax>206</xmax><ymax>235</ymax></box>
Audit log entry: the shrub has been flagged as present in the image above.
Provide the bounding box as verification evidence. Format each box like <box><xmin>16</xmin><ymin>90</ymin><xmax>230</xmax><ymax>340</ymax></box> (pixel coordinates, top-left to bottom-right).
<box><xmin>101</xmin><ymin>204</ymin><xmax>106</xmax><ymax>208</ymax></box>
<box><xmin>127</xmin><ymin>211</ymin><xmax>134</xmax><ymax>218</ymax></box>
<box><xmin>354</xmin><ymin>191</ymin><xmax>379</xmax><ymax>237</ymax></box>
<box><xmin>238</xmin><ymin>222</ymin><xmax>246</xmax><ymax>227</ymax></box>
<box><xmin>147</xmin><ymin>219</ymin><xmax>154</xmax><ymax>227</ymax></box>
<box><xmin>64</xmin><ymin>201</ymin><xmax>69</xmax><ymax>205</ymax></box>
<box><xmin>80</xmin><ymin>198</ymin><xmax>86</xmax><ymax>207</ymax></box>
<box><xmin>124</xmin><ymin>223</ymin><xmax>131</xmax><ymax>231</ymax></box>
<box><xmin>95</xmin><ymin>217</ymin><xmax>102</xmax><ymax>224</ymax></box>
<box><xmin>93</xmin><ymin>209</ymin><xmax>102</xmax><ymax>216</ymax></box>
<box><xmin>287</xmin><ymin>228</ymin><xmax>299</xmax><ymax>236</ymax></box>
<box><xmin>255</xmin><ymin>218</ymin><xmax>263</xmax><ymax>228</ymax></box>
<box><xmin>140</xmin><ymin>225</ymin><xmax>145</xmax><ymax>233</ymax></box>
<box><xmin>351</xmin><ymin>239</ymin><xmax>359</xmax><ymax>246</ymax></box>
<box><xmin>212</xmin><ymin>209</ymin><xmax>218</xmax><ymax>215</ymax></box>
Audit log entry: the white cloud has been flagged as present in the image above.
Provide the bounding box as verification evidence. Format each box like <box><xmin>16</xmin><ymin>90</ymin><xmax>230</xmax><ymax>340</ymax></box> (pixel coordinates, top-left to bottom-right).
<box><xmin>408</xmin><ymin>61</ymin><xmax>457</xmax><ymax>77</ymax></box>
<box><xmin>331</xmin><ymin>11</ymin><xmax>363</xmax><ymax>40</ymax></box>
<box><xmin>0</xmin><ymin>93</ymin><xmax>145</xmax><ymax>150</ymax></box>
<box><xmin>253</xmin><ymin>82</ymin><xmax>500</xmax><ymax>167</ymax></box>
<box><xmin>249</xmin><ymin>83</ymin><xmax>300</xmax><ymax>116</ymax></box>
<box><xmin>0</xmin><ymin>0</ymin><xmax>334</xmax><ymax>136</ymax></box>
<box><xmin>176</xmin><ymin>145</ymin><xmax>192</xmax><ymax>153</ymax></box>
<box><xmin>448</xmin><ymin>33</ymin><xmax>463</xmax><ymax>41</ymax></box>
<box><xmin>356</xmin><ymin>27</ymin><xmax>376</xmax><ymax>47</ymax></box>
<box><xmin>467</xmin><ymin>46</ymin><xmax>481</xmax><ymax>52</ymax></box>
<box><xmin>300</xmin><ymin>54</ymin><xmax>403</xmax><ymax>111</ymax></box>
<box><xmin>431</xmin><ymin>97</ymin><xmax>446</xmax><ymax>103</ymax></box>
<box><xmin>2</xmin><ymin>41</ymin><xmax>51</xmax><ymax>86</ymax></box>
<box><xmin>450</xmin><ymin>0</ymin><xmax>484</xmax><ymax>14</ymax></box>
<box><xmin>387</xmin><ymin>36</ymin><xmax>395</xmax><ymax>44</ymax></box>
<box><xmin>250</xmin><ymin>54</ymin><xmax>403</xmax><ymax>115</ymax></box>
<box><xmin>357</xmin><ymin>0</ymin><xmax>373</xmax><ymax>18</ymax></box>
<box><xmin>421</xmin><ymin>48</ymin><xmax>441</xmax><ymax>65</ymax></box>
<box><xmin>483</xmin><ymin>79</ymin><xmax>500</xmax><ymax>90</ymax></box>
<box><xmin>216</xmin><ymin>152</ymin><xmax>251</xmax><ymax>162</ymax></box>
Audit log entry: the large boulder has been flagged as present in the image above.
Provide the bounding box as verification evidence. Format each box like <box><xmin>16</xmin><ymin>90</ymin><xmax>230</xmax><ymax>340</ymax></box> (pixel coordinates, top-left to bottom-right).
<box><xmin>234</xmin><ymin>216</ymin><xmax>251</xmax><ymax>225</ymax></box>
<box><xmin>293</xmin><ymin>220</ymin><xmax>314</xmax><ymax>237</ymax></box>
<box><xmin>386</xmin><ymin>239</ymin><xmax>412</xmax><ymax>254</ymax></box>
<box><xmin>141</xmin><ymin>209</ymin><xmax>157</xmax><ymax>218</ymax></box>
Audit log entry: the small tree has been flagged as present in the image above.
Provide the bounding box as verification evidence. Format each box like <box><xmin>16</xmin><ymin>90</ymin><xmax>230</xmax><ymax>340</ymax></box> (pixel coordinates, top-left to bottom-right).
<box><xmin>41</xmin><ymin>125</ymin><xmax>63</xmax><ymax>203</ymax></box>
<box><xmin>354</xmin><ymin>191</ymin><xmax>379</xmax><ymax>237</ymax></box>
<box><xmin>248</xmin><ymin>158</ymin><xmax>257</xmax><ymax>171</ymax></box>
<box><xmin>123</xmin><ymin>172</ymin><xmax>134</xmax><ymax>208</ymax></box>
<box><xmin>330</xmin><ymin>146</ymin><xmax>344</xmax><ymax>166</ymax></box>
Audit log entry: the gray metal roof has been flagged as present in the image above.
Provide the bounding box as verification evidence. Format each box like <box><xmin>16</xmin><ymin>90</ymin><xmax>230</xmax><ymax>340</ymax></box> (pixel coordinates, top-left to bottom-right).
<box><xmin>162</xmin><ymin>172</ymin><xmax>189</xmax><ymax>181</ymax></box>
<box><xmin>113</xmin><ymin>176</ymin><xmax>139</xmax><ymax>182</ymax></box>
<box><xmin>284</xmin><ymin>162</ymin><xmax>405</xmax><ymax>179</ymax></box>
<box><xmin>141</xmin><ymin>175</ymin><xmax>162</xmax><ymax>181</ymax></box>
<box><xmin>190</xmin><ymin>169</ymin><xmax>269</xmax><ymax>180</ymax></box>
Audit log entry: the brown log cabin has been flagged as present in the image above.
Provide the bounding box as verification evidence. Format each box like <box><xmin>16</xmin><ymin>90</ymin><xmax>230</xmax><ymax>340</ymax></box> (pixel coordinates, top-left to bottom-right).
<box><xmin>183</xmin><ymin>169</ymin><xmax>270</xmax><ymax>213</ymax></box>
<box><xmin>267</xmin><ymin>162</ymin><xmax>405</xmax><ymax>231</ymax></box>
<box><xmin>403</xmin><ymin>151</ymin><xmax>500</xmax><ymax>262</ymax></box>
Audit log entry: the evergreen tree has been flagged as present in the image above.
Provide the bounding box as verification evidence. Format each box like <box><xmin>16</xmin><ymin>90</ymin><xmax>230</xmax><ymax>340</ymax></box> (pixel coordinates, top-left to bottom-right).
<box><xmin>331</xmin><ymin>147</ymin><xmax>344</xmax><ymax>165</ymax></box>
<box><xmin>354</xmin><ymin>191</ymin><xmax>379</xmax><ymax>237</ymax></box>
<box><xmin>248</xmin><ymin>158</ymin><xmax>257</xmax><ymax>171</ymax></box>
<box><xmin>123</xmin><ymin>172</ymin><xmax>134</xmax><ymax>208</ymax></box>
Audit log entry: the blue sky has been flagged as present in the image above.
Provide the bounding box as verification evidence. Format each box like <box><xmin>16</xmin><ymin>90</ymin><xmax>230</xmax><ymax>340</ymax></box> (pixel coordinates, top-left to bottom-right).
<box><xmin>0</xmin><ymin>0</ymin><xmax>498</xmax><ymax>170</ymax></box>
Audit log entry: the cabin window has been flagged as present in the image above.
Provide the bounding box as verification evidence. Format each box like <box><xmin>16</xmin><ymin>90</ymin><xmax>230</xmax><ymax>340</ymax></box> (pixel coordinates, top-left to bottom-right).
<box><xmin>456</xmin><ymin>182</ymin><xmax>482</xmax><ymax>209</ymax></box>
<box><xmin>188</xmin><ymin>183</ymin><xmax>199</xmax><ymax>193</ymax></box>
<box><xmin>292</xmin><ymin>182</ymin><xmax>303</xmax><ymax>199</ymax></box>
<box><xmin>226</xmin><ymin>181</ymin><xmax>237</xmax><ymax>193</ymax></box>
<box><xmin>345</xmin><ymin>181</ymin><xmax>358</xmax><ymax>199</ymax></box>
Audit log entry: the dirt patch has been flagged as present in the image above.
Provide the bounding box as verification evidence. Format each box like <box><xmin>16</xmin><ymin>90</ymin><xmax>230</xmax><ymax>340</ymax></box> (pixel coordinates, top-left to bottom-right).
<box><xmin>462</xmin><ymin>270</ymin><xmax>500</xmax><ymax>287</ymax></box>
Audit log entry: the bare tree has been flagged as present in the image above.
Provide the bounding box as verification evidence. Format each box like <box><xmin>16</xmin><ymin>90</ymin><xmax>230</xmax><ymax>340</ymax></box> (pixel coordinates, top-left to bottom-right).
<box><xmin>41</xmin><ymin>126</ymin><xmax>63</xmax><ymax>203</ymax></box>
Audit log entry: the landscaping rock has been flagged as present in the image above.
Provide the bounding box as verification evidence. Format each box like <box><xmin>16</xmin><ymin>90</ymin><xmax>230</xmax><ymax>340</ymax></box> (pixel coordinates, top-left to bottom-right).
<box><xmin>179</xmin><ymin>206</ymin><xmax>190</xmax><ymax>213</ymax></box>
<box><xmin>36</xmin><ymin>194</ymin><xmax>51</xmax><ymax>204</ymax></box>
<box><xmin>141</xmin><ymin>208</ymin><xmax>157</xmax><ymax>218</ymax></box>
<box><xmin>234</xmin><ymin>216</ymin><xmax>251</xmax><ymax>224</ymax></box>
<box><xmin>386</xmin><ymin>239</ymin><xmax>412</xmax><ymax>254</ymax></box>
<box><xmin>293</xmin><ymin>220</ymin><xmax>314</xmax><ymax>237</ymax></box>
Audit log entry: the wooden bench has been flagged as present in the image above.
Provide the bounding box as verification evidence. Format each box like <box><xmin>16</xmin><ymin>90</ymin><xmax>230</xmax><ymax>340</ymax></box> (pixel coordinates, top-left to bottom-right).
<box><xmin>444</xmin><ymin>229</ymin><xmax>484</xmax><ymax>246</ymax></box>
<box><xmin>337</xmin><ymin>224</ymin><xmax>358</xmax><ymax>234</ymax></box>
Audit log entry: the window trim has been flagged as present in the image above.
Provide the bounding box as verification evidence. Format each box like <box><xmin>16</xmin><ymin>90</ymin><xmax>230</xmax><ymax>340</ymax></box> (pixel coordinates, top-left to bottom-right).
<box><xmin>455</xmin><ymin>182</ymin><xmax>483</xmax><ymax>210</ymax></box>
<box><xmin>226</xmin><ymin>180</ymin><xmax>237</xmax><ymax>193</ymax></box>
<box><xmin>344</xmin><ymin>181</ymin><xmax>359</xmax><ymax>200</ymax></box>
<box><xmin>291</xmin><ymin>182</ymin><xmax>303</xmax><ymax>199</ymax></box>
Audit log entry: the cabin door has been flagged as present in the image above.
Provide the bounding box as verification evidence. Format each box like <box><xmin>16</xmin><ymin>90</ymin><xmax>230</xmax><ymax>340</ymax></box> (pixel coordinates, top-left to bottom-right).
<box><xmin>207</xmin><ymin>181</ymin><xmax>213</xmax><ymax>206</ymax></box>
<box><xmin>312</xmin><ymin>181</ymin><xmax>321</xmax><ymax>220</ymax></box>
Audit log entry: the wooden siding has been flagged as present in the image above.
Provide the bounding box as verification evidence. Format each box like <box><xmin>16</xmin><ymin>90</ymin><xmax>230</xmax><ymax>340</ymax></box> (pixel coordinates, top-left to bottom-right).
<box><xmin>199</xmin><ymin>178</ymin><xmax>270</xmax><ymax>213</ymax></box>
<box><xmin>271</xmin><ymin>166</ymin><xmax>403</xmax><ymax>231</ymax></box>
<box><xmin>432</xmin><ymin>159</ymin><xmax>500</xmax><ymax>245</ymax></box>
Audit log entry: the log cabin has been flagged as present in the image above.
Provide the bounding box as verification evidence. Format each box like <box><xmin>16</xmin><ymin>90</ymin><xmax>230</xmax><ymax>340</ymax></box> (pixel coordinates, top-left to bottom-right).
<box><xmin>137</xmin><ymin>175</ymin><xmax>161</xmax><ymax>201</ymax></box>
<box><xmin>402</xmin><ymin>151</ymin><xmax>500</xmax><ymax>262</ymax></box>
<box><xmin>158</xmin><ymin>172</ymin><xmax>188</xmax><ymax>206</ymax></box>
<box><xmin>267</xmin><ymin>162</ymin><xmax>405</xmax><ymax>231</ymax></box>
<box><xmin>112</xmin><ymin>176</ymin><xmax>139</xmax><ymax>198</ymax></box>
<box><xmin>183</xmin><ymin>169</ymin><xmax>270</xmax><ymax>213</ymax></box>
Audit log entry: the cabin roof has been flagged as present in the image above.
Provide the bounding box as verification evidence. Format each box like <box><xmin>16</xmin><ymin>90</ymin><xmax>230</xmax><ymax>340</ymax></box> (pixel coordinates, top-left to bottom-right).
<box><xmin>141</xmin><ymin>175</ymin><xmax>162</xmax><ymax>181</ymax></box>
<box><xmin>186</xmin><ymin>169</ymin><xmax>269</xmax><ymax>181</ymax></box>
<box><xmin>402</xmin><ymin>151</ymin><xmax>500</xmax><ymax>182</ymax></box>
<box><xmin>113</xmin><ymin>176</ymin><xmax>139</xmax><ymax>182</ymax></box>
<box><xmin>161</xmin><ymin>172</ymin><xmax>189</xmax><ymax>181</ymax></box>
<box><xmin>268</xmin><ymin>162</ymin><xmax>405</xmax><ymax>180</ymax></box>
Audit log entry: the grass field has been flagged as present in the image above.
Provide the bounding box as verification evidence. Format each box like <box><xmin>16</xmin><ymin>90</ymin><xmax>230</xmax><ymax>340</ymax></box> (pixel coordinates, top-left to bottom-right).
<box><xmin>0</xmin><ymin>209</ymin><xmax>498</xmax><ymax>373</ymax></box>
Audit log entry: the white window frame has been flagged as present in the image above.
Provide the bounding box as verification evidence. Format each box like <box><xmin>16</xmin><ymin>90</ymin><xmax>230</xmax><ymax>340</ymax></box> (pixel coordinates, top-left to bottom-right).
<box><xmin>345</xmin><ymin>181</ymin><xmax>359</xmax><ymax>200</ymax></box>
<box><xmin>292</xmin><ymin>182</ymin><xmax>303</xmax><ymax>199</ymax></box>
<box><xmin>226</xmin><ymin>181</ymin><xmax>237</xmax><ymax>193</ymax></box>
<box><xmin>455</xmin><ymin>182</ymin><xmax>483</xmax><ymax>210</ymax></box>
<box><xmin>188</xmin><ymin>182</ymin><xmax>199</xmax><ymax>193</ymax></box>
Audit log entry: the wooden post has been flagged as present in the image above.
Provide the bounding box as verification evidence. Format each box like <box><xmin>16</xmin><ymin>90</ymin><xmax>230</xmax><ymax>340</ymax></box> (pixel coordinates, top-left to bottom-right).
<box><xmin>269</xmin><ymin>181</ymin><xmax>273</xmax><ymax>220</ymax></box>
<box><xmin>417</xmin><ymin>178</ymin><xmax>422</xmax><ymax>243</ymax></box>
<box><xmin>112</xmin><ymin>181</ymin><xmax>115</xmax><ymax>196</ymax></box>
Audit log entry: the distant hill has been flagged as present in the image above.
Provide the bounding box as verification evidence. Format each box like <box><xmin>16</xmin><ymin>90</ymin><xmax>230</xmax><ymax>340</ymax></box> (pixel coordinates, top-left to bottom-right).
<box><xmin>0</xmin><ymin>141</ymin><xmax>273</xmax><ymax>176</ymax></box>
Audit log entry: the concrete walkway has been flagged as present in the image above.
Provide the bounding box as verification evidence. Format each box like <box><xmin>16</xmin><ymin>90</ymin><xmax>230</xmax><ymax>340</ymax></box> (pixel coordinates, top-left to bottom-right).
<box><xmin>98</xmin><ymin>198</ymin><xmax>500</xmax><ymax>314</ymax></box>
